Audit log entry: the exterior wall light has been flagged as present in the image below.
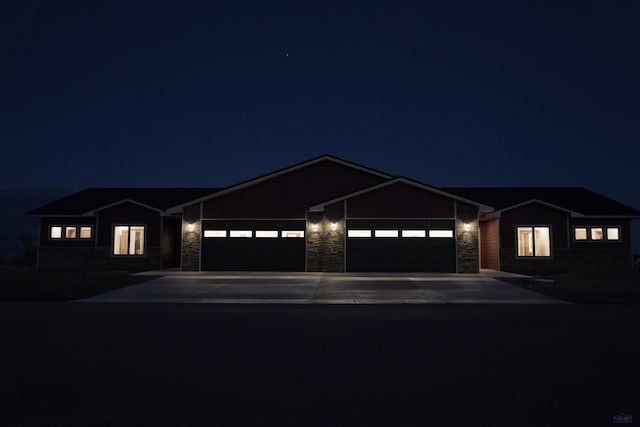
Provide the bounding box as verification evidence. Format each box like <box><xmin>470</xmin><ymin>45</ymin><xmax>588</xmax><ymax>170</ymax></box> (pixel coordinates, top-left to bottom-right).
<box><xmin>187</xmin><ymin>223</ymin><xmax>195</xmax><ymax>232</ymax></box>
<box><xmin>464</xmin><ymin>222</ymin><xmax>471</xmax><ymax>231</ymax></box>
<box><xmin>311</xmin><ymin>223</ymin><xmax>319</xmax><ymax>231</ymax></box>
<box><xmin>331</xmin><ymin>222</ymin><xmax>338</xmax><ymax>230</ymax></box>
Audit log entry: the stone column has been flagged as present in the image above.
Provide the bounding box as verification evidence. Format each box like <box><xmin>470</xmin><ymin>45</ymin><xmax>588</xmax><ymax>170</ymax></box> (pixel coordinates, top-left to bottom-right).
<box><xmin>181</xmin><ymin>203</ymin><xmax>201</xmax><ymax>271</ymax></box>
<box><xmin>455</xmin><ymin>201</ymin><xmax>479</xmax><ymax>273</ymax></box>
<box><xmin>321</xmin><ymin>201</ymin><xmax>345</xmax><ymax>272</ymax></box>
<box><xmin>306</xmin><ymin>211</ymin><xmax>324</xmax><ymax>272</ymax></box>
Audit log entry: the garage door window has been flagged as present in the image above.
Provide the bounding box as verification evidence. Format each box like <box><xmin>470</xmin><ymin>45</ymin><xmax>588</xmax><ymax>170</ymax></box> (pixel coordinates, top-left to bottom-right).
<box><xmin>348</xmin><ymin>230</ymin><xmax>372</xmax><ymax>238</ymax></box>
<box><xmin>230</xmin><ymin>230</ymin><xmax>252</xmax><ymax>238</ymax></box>
<box><xmin>429</xmin><ymin>230</ymin><xmax>453</xmax><ymax>238</ymax></box>
<box><xmin>375</xmin><ymin>229</ymin><xmax>398</xmax><ymax>238</ymax></box>
<box><xmin>204</xmin><ymin>230</ymin><xmax>226</xmax><ymax>238</ymax></box>
<box><xmin>256</xmin><ymin>230</ymin><xmax>278</xmax><ymax>238</ymax></box>
<box><xmin>281</xmin><ymin>230</ymin><xmax>304</xmax><ymax>238</ymax></box>
<box><xmin>402</xmin><ymin>230</ymin><xmax>426</xmax><ymax>238</ymax></box>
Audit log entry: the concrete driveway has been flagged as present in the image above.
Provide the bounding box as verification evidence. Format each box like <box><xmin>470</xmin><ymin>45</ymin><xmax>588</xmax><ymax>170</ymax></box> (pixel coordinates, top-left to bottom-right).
<box><xmin>78</xmin><ymin>270</ymin><xmax>565</xmax><ymax>304</ymax></box>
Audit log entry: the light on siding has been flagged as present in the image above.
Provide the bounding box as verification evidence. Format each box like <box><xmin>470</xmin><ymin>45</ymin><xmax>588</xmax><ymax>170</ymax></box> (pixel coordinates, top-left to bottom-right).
<box><xmin>311</xmin><ymin>223</ymin><xmax>319</xmax><ymax>231</ymax></box>
<box><xmin>187</xmin><ymin>223</ymin><xmax>195</xmax><ymax>232</ymax></box>
<box><xmin>464</xmin><ymin>222</ymin><xmax>471</xmax><ymax>231</ymax></box>
<box><xmin>330</xmin><ymin>222</ymin><xmax>337</xmax><ymax>230</ymax></box>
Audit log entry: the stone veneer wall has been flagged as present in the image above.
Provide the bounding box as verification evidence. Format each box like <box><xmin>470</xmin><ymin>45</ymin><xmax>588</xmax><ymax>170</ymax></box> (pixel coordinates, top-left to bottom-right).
<box><xmin>500</xmin><ymin>248</ymin><xmax>633</xmax><ymax>275</ymax></box>
<box><xmin>38</xmin><ymin>246</ymin><xmax>161</xmax><ymax>271</ymax></box>
<box><xmin>455</xmin><ymin>201</ymin><xmax>480</xmax><ymax>273</ymax></box>
<box><xmin>306</xmin><ymin>202</ymin><xmax>345</xmax><ymax>272</ymax></box>
<box><xmin>306</xmin><ymin>211</ymin><xmax>324</xmax><ymax>272</ymax></box>
<box><xmin>181</xmin><ymin>203</ymin><xmax>201</xmax><ymax>271</ymax></box>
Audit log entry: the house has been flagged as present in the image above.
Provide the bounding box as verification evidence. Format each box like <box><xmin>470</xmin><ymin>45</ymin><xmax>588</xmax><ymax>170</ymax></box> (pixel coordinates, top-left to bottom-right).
<box><xmin>27</xmin><ymin>155</ymin><xmax>640</xmax><ymax>274</ymax></box>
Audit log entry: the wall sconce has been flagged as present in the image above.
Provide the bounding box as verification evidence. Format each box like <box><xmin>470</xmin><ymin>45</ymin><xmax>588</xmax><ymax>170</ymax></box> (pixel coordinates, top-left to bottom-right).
<box><xmin>311</xmin><ymin>223</ymin><xmax>319</xmax><ymax>231</ymax></box>
<box><xmin>464</xmin><ymin>222</ymin><xmax>471</xmax><ymax>231</ymax></box>
<box><xmin>187</xmin><ymin>223</ymin><xmax>195</xmax><ymax>232</ymax></box>
<box><xmin>330</xmin><ymin>222</ymin><xmax>338</xmax><ymax>230</ymax></box>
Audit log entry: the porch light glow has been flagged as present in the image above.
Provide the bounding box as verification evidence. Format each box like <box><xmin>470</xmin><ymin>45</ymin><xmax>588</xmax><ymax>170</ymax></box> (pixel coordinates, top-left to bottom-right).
<box><xmin>311</xmin><ymin>223</ymin><xmax>319</xmax><ymax>231</ymax></box>
<box><xmin>464</xmin><ymin>222</ymin><xmax>471</xmax><ymax>231</ymax></box>
<box><xmin>331</xmin><ymin>222</ymin><xmax>337</xmax><ymax>230</ymax></box>
<box><xmin>187</xmin><ymin>223</ymin><xmax>195</xmax><ymax>232</ymax></box>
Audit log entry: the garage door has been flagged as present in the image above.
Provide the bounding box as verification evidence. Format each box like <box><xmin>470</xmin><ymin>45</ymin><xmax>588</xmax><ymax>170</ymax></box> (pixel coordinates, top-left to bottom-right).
<box><xmin>201</xmin><ymin>220</ymin><xmax>306</xmax><ymax>271</ymax></box>
<box><xmin>346</xmin><ymin>219</ymin><xmax>456</xmax><ymax>272</ymax></box>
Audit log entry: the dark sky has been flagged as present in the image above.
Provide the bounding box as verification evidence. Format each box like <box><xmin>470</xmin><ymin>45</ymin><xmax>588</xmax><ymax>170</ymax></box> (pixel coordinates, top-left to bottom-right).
<box><xmin>2</xmin><ymin>1</ymin><xmax>639</xmax><ymax>247</ymax></box>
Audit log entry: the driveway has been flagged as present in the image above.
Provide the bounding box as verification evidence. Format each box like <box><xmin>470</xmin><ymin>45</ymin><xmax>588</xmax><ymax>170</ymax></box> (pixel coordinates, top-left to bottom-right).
<box><xmin>78</xmin><ymin>271</ymin><xmax>565</xmax><ymax>304</ymax></box>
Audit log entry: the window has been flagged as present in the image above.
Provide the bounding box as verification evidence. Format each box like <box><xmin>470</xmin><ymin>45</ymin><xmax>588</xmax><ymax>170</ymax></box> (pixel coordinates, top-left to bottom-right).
<box><xmin>607</xmin><ymin>227</ymin><xmax>620</xmax><ymax>241</ymax></box>
<box><xmin>204</xmin><ymin>230</ymin><xmax>226</xmax><ymax>238</ymax></box>
<box><xmin>375</xmin><ymin>229</ymin><xmax>398</xmax><ymax>238</ymax></box>
<box><xmin>348</xmin><ymin>229</ymin><xmax>371</xmax><ymax>238</ymax></box>
<box><xmin>229</xmin><ymin>230</ymin><xmax>252</xmax><ymax>238</ymax></box>
<box><xmin>591</xmin><ymin>227</ymin><xmax>604</xmax><ymax>241</ymax></box>
<box><xmin>79</xmin><ymin>227</ymin><xmax>92</xmax><ymax>239</ymax></box>
<box><xmin>574</xmin><ymin>228</ymin><xmax>588</xmax><ymax>241</ymax></box>
<box><xmin>65</xmin><ymin>226</ymin><xmax>77</xmax><ymax>239</ymax></box>
<box><xmin>50</xmin><ymin>226</ymin><xmax>62</xmax><ymax>239</ymax></box>
<box><xmin>517</xmin><ymin>226</ymin><xmax>551</xmax><ymax>257</ymax></box>
<box><xmin>113</xmin><ymin>225</ymin><xmax>145</xmax><ymax>256</ymax></box>
<box><xmin>282</xmin><ymin>230</ymin><xmax>304</xmax><ymax>238</ymax></box>
<box><xmin>256</xmin><ymin>230</ymin><xmax>278</xmax><ymax>238</ymax></box>
<box><xmin>429</xmin><ymin>230</ymin><xmax>453</xmax><ymax>238</ymax></box>
<box><xmin>402</xmin><ymin>230</ymin><xmax>426</xmax><ymax>238</ymax></box>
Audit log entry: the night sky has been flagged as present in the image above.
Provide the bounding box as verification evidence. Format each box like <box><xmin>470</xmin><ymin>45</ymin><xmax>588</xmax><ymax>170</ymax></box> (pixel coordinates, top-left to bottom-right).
<box><xmin>2</xmin><ymin>1</ymin><xmax>639</xmax><ymax>249</ymax></box>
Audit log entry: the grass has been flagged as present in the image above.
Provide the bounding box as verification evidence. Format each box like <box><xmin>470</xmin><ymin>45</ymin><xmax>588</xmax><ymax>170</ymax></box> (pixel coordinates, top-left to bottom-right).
<box><xmin>0</xmin><ymin>267</ymin><xmax>154</xmax><ymax>301</ymax></box>
<box><xmin>502</xmin><ymin>268</ymin><xmax>640</xmax><ymax>304</ymax></box>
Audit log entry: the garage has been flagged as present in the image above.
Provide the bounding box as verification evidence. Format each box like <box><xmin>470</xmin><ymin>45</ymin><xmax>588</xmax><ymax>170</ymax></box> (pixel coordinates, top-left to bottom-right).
<box><xmin>201</xmin><ymin>220</ymin><xmax>306</xmax><ymax>271</ymax></box>
<box><xmin>346</xmin><ymin>219</ymin><xmax>456</xmax><ymax>272</ymax></box>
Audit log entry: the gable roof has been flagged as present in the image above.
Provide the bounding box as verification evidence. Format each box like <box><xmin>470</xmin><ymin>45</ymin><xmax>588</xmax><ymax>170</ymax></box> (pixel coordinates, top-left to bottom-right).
<box><xmin>166</xmin><ymin>154</ymin><xmax>394</xmax><ymax>213</ymax></box>
<box><xmin>309</xmin><ymin>177</ymin><xmax>494</xmax><ymax>212</ymax></box>
<box><xmin>442</xmin><ymin>187</ymin><xmax>640</xmax><ymax>217</ymax></box>
<box><xmin>27</xmin><ymin>188</ymin><xmax>221</xmax><ymax>216</ymax></box>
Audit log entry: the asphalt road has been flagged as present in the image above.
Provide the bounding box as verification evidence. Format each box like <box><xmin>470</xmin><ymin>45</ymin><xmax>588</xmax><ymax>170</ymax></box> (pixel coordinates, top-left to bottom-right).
<box><xmin>1</xmin><ymin>303</ymin><xmax>638</xmax><ymax>426</ymax></box>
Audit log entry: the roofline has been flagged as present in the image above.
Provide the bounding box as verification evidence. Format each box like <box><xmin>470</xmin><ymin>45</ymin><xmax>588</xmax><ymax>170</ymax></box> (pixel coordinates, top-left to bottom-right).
<box><xmin>166</xmin><ymin>154</ymin><xmax>395</xmax><ymax>213</ymax></box>
<box><xmin>308</xmin><ymin>177</ymin><xmax>494</xmax><ymax>212</ymax></box>
<box><xmin>82</xmin><ymin>198</ymin><xmax>165</xmax><ymax>215</ymax></box>
<box><xmin>483</xmin><ymin>199</ymin><xmax>583</xmax><ymax>219</ymax></box>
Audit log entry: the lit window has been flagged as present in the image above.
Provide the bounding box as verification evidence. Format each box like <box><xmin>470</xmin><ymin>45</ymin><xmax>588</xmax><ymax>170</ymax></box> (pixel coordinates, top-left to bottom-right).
<box><xmin>114</xmin><ymin>225</ymin><xmax>145</xmax><ymax>256</ymax></box>
<box><xmin>591</xmin><ymin>228</ymin><xmax>603</xmax><ymax>241</ymax></box>
<box><xmin>517</xmin><ymin>226</ymin><xmax>551</xmax><ymax>257</ymax></box>
<box><xmin>256</xmin><ymin>230</ymin><xmax>278</xmax><ymax>238</ymax></box>
<box><xmin>429</xmin><ymin>230</ymin><xmax>453</xmax><ymax>238</ymax></box>
<box><xmin>348</xmin><ymin>229</ymin><xmax>371</xmax><ymax>238</ymax></box>
<box><xmin>50</xmin><ymin>226</ymin><xmax>62</xmax><ymax>239</ymax></box>
<box><xmin>79</xmin><ymin>227</ymin><xmax>92</xmax><ymax>239</ymax></box>
<box><xmin>607</xmin><ymin>227</ymin><xmax>620</xmax><ymax>241</ymax></box>
<box><xmin>375</xmin><ymin>229</ymin><xmax>398</xmax><ymax>238</ymax></box>
<box><xmin>574</xmin><ymin>228</ymin><xmax>587</xmax><ymax>241</ymax></box>
<box><xmin>65</xmin><ymin>226</ymin><xmax>77</xmax><ymax>239</ymax></box>
<box><xmin>282</xmin><ymin>230</ymin><xmax>304</xmax><ymax>238</ymax></box>
<box><xmin>204</xmin><ymin>230</ymin><xmax>226</xmax><ymax>238</ymax></box>
<box><xmin>402</xmin><ymin>230</ymin><xmax>426</xmax><ymax>238</ymax></box>
<box><xmin>229</xmin><ymin>230</ymin><xmax>252</xmax><ymax>238</ymax></box>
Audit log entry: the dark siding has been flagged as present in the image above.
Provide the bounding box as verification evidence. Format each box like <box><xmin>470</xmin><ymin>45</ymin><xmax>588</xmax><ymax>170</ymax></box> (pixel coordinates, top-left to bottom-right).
<box><xmin>480</xmin><ymin>219</ymin><xmax>499</xmax><ymax>270</ymax></box>
<box><xmin>499</xmin><ymin>203</ymin><xmax>569</xmax><ymax>249</ymax></box>
<box><xmin>97</xmin><ymin>202</ymin><xmax>162</xmax><ymax>248</ymax></box>
<box><xmin>202</xmin><ymin>160</ymin><xmax>388</xmax><ymax>218</ymax></box>
<box><xmin>347</xmin><ymin>183</ymin><xmax>454</xmax><ymax>218</ymax></box>
<box><xmin>39</xmin><ymin>217</ymin><xmax>96</xmax><ymax>247</ymax></box>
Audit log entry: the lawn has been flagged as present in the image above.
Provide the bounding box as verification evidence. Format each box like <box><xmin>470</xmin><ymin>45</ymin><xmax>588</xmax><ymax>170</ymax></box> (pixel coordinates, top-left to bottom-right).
<box><xmin>502</xmin><ymin>268</ymin><xmax>640</xmax><ymax>304</ymax></box>
<box><xmin>0</xmin><ymin>267</ymin><xmax>154</xmax><ymax>301</ymax></box>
